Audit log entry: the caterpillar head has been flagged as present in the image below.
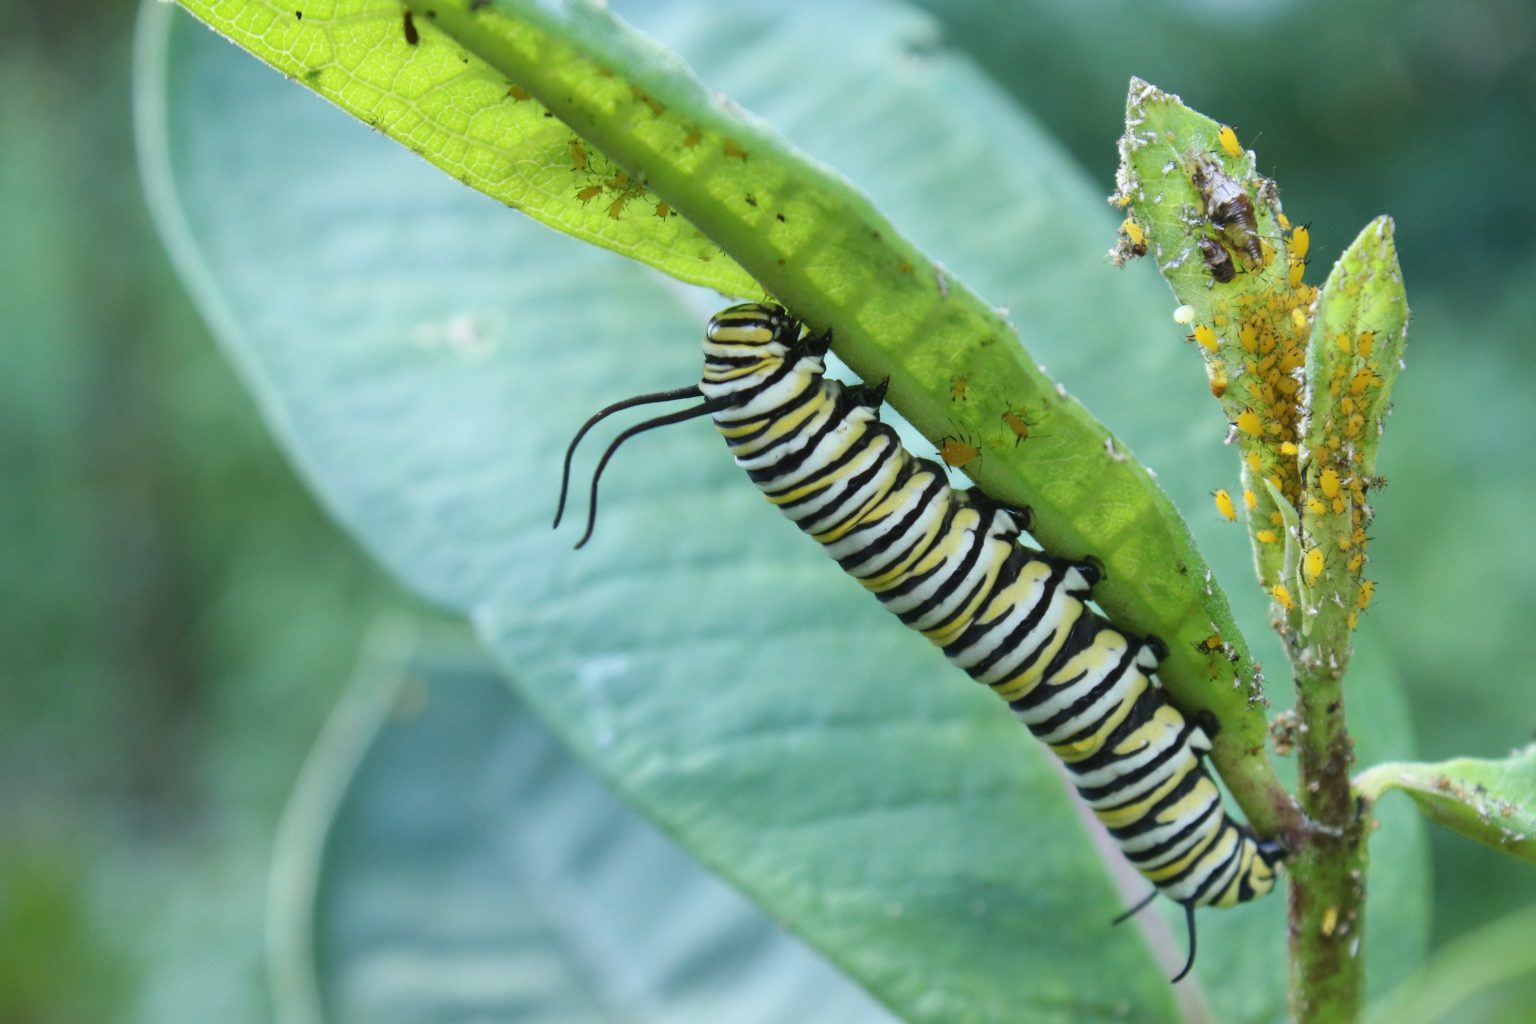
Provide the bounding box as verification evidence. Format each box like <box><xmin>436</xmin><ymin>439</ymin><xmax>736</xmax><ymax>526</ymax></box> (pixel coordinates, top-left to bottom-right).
<box><xmin>705</xmin><ymin>303</ymin><xmax>801</xmax><ymax>352</ymax></box>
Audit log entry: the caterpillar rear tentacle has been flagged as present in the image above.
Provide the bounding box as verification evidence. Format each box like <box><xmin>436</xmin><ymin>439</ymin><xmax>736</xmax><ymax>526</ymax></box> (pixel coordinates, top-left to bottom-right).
<box><xmin>556</xmin><ymin>302</ymin><xmax>1284</xmax><ymax>982</ymax></box>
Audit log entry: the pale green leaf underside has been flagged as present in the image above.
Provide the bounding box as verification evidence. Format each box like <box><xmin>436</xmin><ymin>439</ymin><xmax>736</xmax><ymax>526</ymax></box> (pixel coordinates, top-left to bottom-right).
<box><xmin>269</xmin><ymin>622</ymin><xmax>897</xmax><ymax>1024</ymax></box>
<box><xmin>1358</xmin><ymin>745</ymin><xmax>1536</xmax><ymax>865</ymax></box>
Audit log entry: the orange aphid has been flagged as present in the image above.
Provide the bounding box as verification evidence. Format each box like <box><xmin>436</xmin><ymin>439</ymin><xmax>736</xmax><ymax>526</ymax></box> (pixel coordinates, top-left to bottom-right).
<box><xmin>938</xmin><ymin>435</ymin><xmax>981</xmax><ymax>469</ymax></box>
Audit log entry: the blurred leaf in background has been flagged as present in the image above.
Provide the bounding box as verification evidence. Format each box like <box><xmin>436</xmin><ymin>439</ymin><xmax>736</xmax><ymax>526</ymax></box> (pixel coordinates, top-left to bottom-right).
<box><xmin>270</xmin><ymin>622</ymin><xmax>897</xmax><ymax>1023</ymax></box>
<box><xmin>1</xmin><ymin>2</ymin><xmax>414</xmax><ymax>1022</ymax></box>
<box><xmin>2</xmin><ymin>0</ymin><xmax>1533</xmax><ymax>1021</ymax></box>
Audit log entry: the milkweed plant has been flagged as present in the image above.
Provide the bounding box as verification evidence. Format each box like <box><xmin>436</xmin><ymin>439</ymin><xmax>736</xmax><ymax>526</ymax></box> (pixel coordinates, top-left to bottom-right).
<box><xmin>140</xmin><ymin>1</ymin><xmax>1535</xmax><ymax>1022</ymax></box>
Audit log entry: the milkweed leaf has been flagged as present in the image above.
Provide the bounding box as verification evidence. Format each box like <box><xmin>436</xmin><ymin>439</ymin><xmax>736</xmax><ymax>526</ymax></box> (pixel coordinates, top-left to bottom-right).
<box><xmin>169</xmin><ymin>0</ymin><xmax>1282</xmax><ymax>791</ymax></box>
<box><xmin>1357</xmin><ymin>746</ymin><xmax>1536</xmax><ymax>865</ymax></box>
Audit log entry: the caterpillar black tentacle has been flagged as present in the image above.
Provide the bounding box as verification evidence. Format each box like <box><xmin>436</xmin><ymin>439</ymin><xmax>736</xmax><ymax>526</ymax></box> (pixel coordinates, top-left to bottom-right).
<box><xmin>557</xmin><ymin>302</ymin><xmax>1283</xmax><ymax>980</ymax></box>
<box><xmin>553</xmin><ymin>384</ymin><xmax>704</xmax><ymax>529</ymax></box>
<box><xmin>557</xmin><ymin>396</ymin><xmax>718</xmax><ymax>549</ymax></box>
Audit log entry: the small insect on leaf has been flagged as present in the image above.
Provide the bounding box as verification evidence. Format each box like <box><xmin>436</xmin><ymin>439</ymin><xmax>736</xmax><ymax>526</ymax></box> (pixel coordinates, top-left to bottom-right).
<box><xmin>1213</xmin><ymin>489</ymin><xmax>1238</xmax><ymax>522</ymax></box>
<box><xmin>402</xmin><ymin>9</ymin><xmax>419</xmax><ymax>46</ymax></box>
<box><xmin>938</xmin><ymin>435</ymin><xmax>981</xmax><ymax>469</ymax></box>
<box><xmin>1242</xmin><ymin>489</ymin><xmax>1257</xmax><ymax>511</ymax></box>
<box><xmin>1000</xmin><ymin>407</ymin><xmax>1042</xmax><ymax>446</ymax></box>
<box><xmin>1235</xmin><ymin>410</ymin><xmax>1264</xmax><ymax>437</ymax></box>
<box><xmin>1199</xmin><ymin>237</ymin><xmax>1236</xmax><ymax>283</ymax></box>
<box><xmin>1194</xmin><ymin>324</ymin><xmax>1220</xmax><ymax>352</ymax></box>
<box><xmin>1320</xmin><ymin>467</ymin><xmax>1342</xmax><ymax>499</ymax></box>
<box><xmin>1287</xmin><ymin>255</ymin><xmax>1308</xmax><ymax>288</ymax></box>
<box><xmin>1271</xmin><ymin>583</ymin><xmax>1294</xmax><ymax>611</ymax></box>
<box><xmin>1218</xmin><ymin>124</ymin><xmax>1242</xmax><ymax>159</ymax></box>
<box><xmin>1290</xmin><ymin>224</ymin><xmax>1311</xmax><ymax>261</ymax></box>
<box><xmin>1303</xmin><ymin>546</ymin><xmax>1325</xmax><ymax>585</ymax></box>
<box><xmin>568</xmin><ymin>138</ymin><xmax>589</xmax><ymax>171</ymax></box>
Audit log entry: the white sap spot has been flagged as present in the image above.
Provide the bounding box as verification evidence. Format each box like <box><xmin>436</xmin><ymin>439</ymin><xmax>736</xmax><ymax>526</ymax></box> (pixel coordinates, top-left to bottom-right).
<box><xmin>410</xmin><ymin>311</ymin><xmax>503</xmax><ymax>361</ymax></box>
<box><xmin>577</xmin><ymin>653</ymin><xmax>631</xmax><ymax>748</ymax></box>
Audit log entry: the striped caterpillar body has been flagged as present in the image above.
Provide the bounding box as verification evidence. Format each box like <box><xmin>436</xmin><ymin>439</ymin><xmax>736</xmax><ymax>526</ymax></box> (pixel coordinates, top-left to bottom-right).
<box><xmin>555</xmin><ymin>303</ymin><xmax>1282</xmax><ymax>981</ymax></box>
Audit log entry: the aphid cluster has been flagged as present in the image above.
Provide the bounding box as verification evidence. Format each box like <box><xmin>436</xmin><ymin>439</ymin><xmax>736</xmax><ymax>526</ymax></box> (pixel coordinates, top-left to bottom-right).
<box><xmin>1171</xmin><ymin>130</ymin><xmax>1383</xmax><ymax>628</ymax></box>
<box><xmin>1299</xmin><ymin>327</ymin><xmax>1389</xmax><ymax>627</ymax></box>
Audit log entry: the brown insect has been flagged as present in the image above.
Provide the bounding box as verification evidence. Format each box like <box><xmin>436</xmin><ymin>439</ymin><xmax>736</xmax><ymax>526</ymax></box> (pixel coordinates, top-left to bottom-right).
<box><xmin>1198</xmin><ymin>236</ymin><xmax>1236</xmax><ymax>283</ymax></box>
<box><xmin>1192</xmin><ymin>158</ymin><xmax>1262</xmax><ymax>266</ymax></box>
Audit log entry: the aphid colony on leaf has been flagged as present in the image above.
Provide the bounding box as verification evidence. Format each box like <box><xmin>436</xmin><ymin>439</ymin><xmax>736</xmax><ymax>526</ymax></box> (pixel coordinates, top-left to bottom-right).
<box><xmin>1162</xmin><ymin>134</ymin><xmax>1383</xmax><ymax>627</ymax></box>
<box><xmin>554</xmin><ymin>303</ymin><xmax>1285</xmax><ymax>983</ymax></box>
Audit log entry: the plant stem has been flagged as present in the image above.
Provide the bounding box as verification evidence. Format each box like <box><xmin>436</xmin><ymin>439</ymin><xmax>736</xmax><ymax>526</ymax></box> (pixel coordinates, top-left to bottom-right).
<box><xmin>1287</xmin><ymin>653</ymin><xmax>1369</xmax><ymax>1023</ymax></box>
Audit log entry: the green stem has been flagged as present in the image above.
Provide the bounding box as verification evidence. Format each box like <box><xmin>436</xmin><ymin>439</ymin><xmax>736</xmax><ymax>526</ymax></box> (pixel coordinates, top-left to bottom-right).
<box><xmin>1287</xmin><ymin>653</ymin><xmax>1369</xmax><ymax>1023</ymax></box>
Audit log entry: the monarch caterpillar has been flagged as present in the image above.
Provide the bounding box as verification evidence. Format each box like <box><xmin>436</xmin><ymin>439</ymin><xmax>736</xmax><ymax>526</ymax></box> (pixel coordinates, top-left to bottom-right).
<box><xmin>554</xmin><ymin>303</ymin><xmax>1283</xmax><ymax>981</ymax></box>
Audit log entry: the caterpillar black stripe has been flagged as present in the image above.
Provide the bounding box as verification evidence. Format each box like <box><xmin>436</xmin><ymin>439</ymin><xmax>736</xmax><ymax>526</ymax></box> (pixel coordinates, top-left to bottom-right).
<box><xmin>553</xmin><ymin>303</ymin><xmax>1283</xmax><ymax>981</ymax></box>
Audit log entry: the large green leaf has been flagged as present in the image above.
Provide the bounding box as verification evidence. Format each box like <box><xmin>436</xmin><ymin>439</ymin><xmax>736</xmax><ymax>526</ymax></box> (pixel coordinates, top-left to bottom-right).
<box><xmin>169</xmin><ymin>0</ymin><xmax>1287</xmax><ymax>811</ymax></box>
<box><xmin>270</xmin><ymin>621</ymin><xmax>896</xmax><ymax>1023</ymax></box>
<box><xmin>138</xmin><ymin>1</ymin><xmax>1427</xmax><ymax>1019</ymax></box>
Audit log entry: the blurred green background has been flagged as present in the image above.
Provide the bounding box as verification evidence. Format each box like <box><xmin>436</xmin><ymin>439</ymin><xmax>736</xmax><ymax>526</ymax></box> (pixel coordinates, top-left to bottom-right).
<box><xmin>3</xmin><ymin>0</ymin><xmax>1534</xmax><ymax>1021</ymax></box>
